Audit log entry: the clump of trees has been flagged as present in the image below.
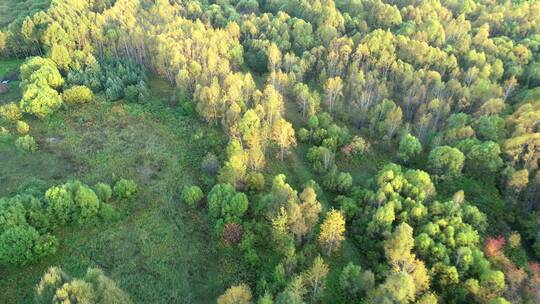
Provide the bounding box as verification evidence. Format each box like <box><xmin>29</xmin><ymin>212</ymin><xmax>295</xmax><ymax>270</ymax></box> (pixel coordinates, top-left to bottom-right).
<box><xmin>0</xmin><ymin>178</ymin><xmax>136</xmax><ymax>265</ymax></box>
<box><xmin>67</xmin><ymin>57</ymin><xmax>148</xmax><ymax>102</ymax></box>
<box><xmin>208</xmin><ymin>183</ymin><xmax>249</xmax><ymax>235</ymax></box>
<box><xmin>35</xmin><ymin>266</ymin><xmax>132</xmax><ymax>304</ymax></box>
<box><xmin>344</xmin><ymin>164</ymin><xmax>505</xmax><ymax>302</ymax></box>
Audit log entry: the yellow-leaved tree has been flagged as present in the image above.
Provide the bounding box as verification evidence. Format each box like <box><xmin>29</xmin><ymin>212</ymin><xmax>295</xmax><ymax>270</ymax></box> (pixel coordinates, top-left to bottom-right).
<box><xmin>319</xmin><ymin>209</ymin><xmax>346</xmax><ymax>256</ymax></box>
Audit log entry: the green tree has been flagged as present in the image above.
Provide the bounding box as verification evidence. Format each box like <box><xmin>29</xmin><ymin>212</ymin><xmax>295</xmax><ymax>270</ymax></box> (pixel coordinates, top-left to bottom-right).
<box><xmin>339</xmin><ymin>262</ymin><xmax>374</xmax><ymax>301</ymax></box>
<box><xmin>49</xmin><ymin>44</ymin><xmax>71</xmax><ymax>71</ymax></box>
<box><xmin>465</xmin><ymin>141</ymin><xmax>503</xmax><ymax>174</ymax></box>
<box><xmin>398</xmin><ymin>133</ymin><xmax>422</xmax><ymax>163</ymax></box>
<box><xmin>372</xmin><ymin>272</ymin><xmax>415</xmax><ymax>303</ymax></box>
<box><xmin>428</xmin><ymin>146</ymin><xmax>465</xmax><ymax>178</ymax></box>
<box><xmin>304</xmin><ymin>255</ymin><xmax>329</xmax><ymax>301</ymax></box>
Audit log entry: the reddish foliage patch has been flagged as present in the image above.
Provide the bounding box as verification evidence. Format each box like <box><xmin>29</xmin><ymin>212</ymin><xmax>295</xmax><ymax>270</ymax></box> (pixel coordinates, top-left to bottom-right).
<box><xmin>530</xmin><ymin>262</ymin><xmax>540</xmax><ymax>278</ymax></box>
<box><xmin>221</xmin><ymin>222</ymin><xmax>244</xmax><ymax>246</ymax></box>
<box><xmin>341</xmin><ymin>144</ymin><xmax>352</xmax><ymax>157</ymax></box>
<box><xmin>485</xmin><ymin>235</ymin><xmax>506</xmax><ymax>257</ymax></box>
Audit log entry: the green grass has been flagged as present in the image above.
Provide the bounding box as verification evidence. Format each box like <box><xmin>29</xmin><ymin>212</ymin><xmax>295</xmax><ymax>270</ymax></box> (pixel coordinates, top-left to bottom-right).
<box><xmin>0</xmin><ymin>58</ymin><xmax>22</xmax><ymax>78</ymax></box>
<box><xmin>0</xmin><ymin>0</ymin><xmax>50</xmax><ymax>29</ymax></box>
<box><xmin>0</xmin><ymin>58</ymin><xmax>23</xmax><ymax>105</ymax></box>
<box><xmin>0</xmin><ymin>78</ymin><xmax>246</xmax><ymax>303</ymax></box>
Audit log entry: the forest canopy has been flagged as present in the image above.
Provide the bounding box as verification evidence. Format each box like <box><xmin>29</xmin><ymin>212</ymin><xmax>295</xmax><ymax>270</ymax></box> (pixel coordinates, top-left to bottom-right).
<box><xmin>1</xmin><ymin>0</ymin><xmax>540</xmax><ymax>303</ymax></box>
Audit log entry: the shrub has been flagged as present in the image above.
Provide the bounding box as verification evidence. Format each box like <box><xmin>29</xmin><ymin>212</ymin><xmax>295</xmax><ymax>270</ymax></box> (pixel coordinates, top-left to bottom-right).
<box><xmin>245</xmin><ymin>172</ymin><xmax>265</xmax><ymax>192</ymax></box>
<box><xmin>15</xmin><ymin>135</ymin><xmax>38</xmax><ymax>152</ymax></box>
<box><xmin>45</xmin><ymin>185</ymin><xmax>75</xmax><ymax>225</ymax></box>
<box><xmin>113</xmin><ymin>179</ymin><xmax>138</xmax><ymax>199</ymax></box>
<box><xmin>16</xmin><ymin>120</ymin><xmax>29</xmax><ymax>135</ymax></box>
<box><xmin>63</xmin><ymin>85</ymin><xmax>93</xmax><ymax>104</ymax></box>
<box><xmin>74</xmin><ymin>185</ymin><xmax>100</xmax><ymax>223</ymax></box>
<box><xmin>98</xmin><ymin>203</ymin><xmax>119</xmax><ymax>222</ymax></box>
<box><xmin>181</xmin><ymin>186</ymin><xmax>204</xmax><ymax>207</ymax></box>
<box><xmin>94</xmin><ymin>183</ymin><xmax>112</xmax><ymax>202</ymax></box>
<box><xmin>0</xmin><ymin>102</ymin><xmax>22</xmax><ymax>121</ymax></box>
<box><xmin>0</xmin><ymin>127</ymin><xmax>10</xmax><ymax>142</ymax></box>
<box><xmin>0</xmin><ymin>197</ymin><xmax>27</xmax><ymax>233</ymax></box>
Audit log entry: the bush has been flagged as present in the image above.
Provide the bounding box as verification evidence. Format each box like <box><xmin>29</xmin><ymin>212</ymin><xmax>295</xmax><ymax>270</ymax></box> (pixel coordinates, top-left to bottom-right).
<box><xmin>181</xmin><ymin>186</ymin><xmax>204</xmax><ymax>207</ymax></box>
<box><xmin>74</xmin><ymin>185</ymin><xmax>100</xmax><ymax>223</ymax></box>
<box><xmin>0</xmin><ymin>127</ymin><xmax>10</xmax><ymax>142</ymax></box>
<box><xmin>0</xmin><ymin>102</ymin><xmax>22</xmax><ymax>121</ymax></box>
<box><xmin>245</xmin><ymin>172</ymin><xmax>265</xmax><ymax>192</ymax></box>
<box><xmin>16</xmin><ymin>120</ymin><xmax>30</xmax><ymax>135</ymax></box>
<box><xmin>45</xmin><ymin>185</ymin><xmax>75</xmax><ymax>225</ymax></box>
<box><xmin>63</xmin><ymin>85</ymin><xmax>94</xmax><ymax>104</ymax></box>
<box><xmin>113</xmin><ymin>179</ymin><xmax>138</xmax><ymax>199</ymax></box>
<box><xmin>15</xmin><ymin>135</ymin><xmax>38</xmax><ymax>152</ymax></box>
<box><xmin>94</xmin><ymin>183</ymin><xmax>112</xmax><ymax>202</ymax></box>
<box><xmin>98</xmin><ymin>203</ymin><xmax>119</xmax><ymax>222</ymax></box>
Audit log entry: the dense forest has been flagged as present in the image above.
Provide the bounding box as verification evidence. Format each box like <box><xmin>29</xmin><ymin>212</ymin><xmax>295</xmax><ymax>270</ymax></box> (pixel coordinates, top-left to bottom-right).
<box><xmin>0</xmin><ymin>0</ymin><xmax>539</xmax><ymax>303</ymax></box>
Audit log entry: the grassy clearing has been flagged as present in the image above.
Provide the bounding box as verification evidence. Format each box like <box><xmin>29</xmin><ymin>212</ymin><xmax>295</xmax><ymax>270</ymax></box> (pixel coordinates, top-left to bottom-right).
<box><xmin>0</xmin><ymin>78</ymin><xmax>246</xmax><ymax>303</ymax></box>
<box><xmin>0</xmin><ymin>58</ymin><xmax>22</xmax><ymax>79</ymax></box>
